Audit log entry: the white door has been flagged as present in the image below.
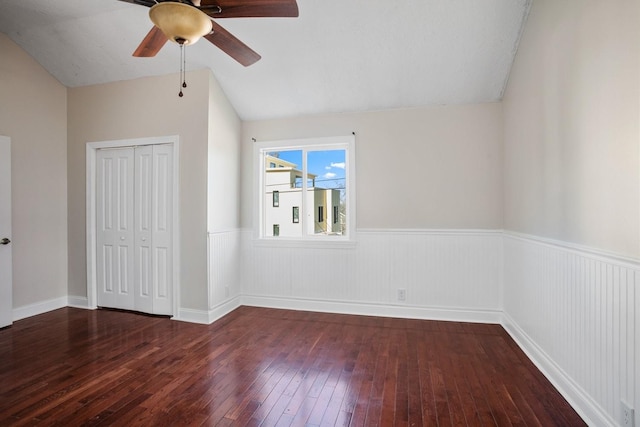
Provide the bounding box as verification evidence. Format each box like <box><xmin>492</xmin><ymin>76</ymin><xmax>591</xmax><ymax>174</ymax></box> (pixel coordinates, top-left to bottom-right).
<box><xmin>0</xmin><ymin>136</ymin><xmax>12</xmax><ymax>328</ymax></box>
<box><xmin>134</xmin><ymin>145</ymin><xmax>173</xmax><ymax>315</ymax></box>
<box><xmin>96</xmin><ymin>145</ymin><xmax>173</xmax><ymax>315</ymax></box>
<box><xmin>96</xmin><ymin>147</ymin><xmax>135</xmax><ymax>311</ymax></box>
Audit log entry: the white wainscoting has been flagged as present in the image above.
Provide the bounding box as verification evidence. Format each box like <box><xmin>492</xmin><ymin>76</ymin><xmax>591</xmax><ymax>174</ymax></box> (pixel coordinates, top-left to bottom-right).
<box><xmin>207</xmin><ymin>230</ymin><xmax>242</xmax><ymax>321</ymax></box>
<box><xmin>503</xmin><ymin>232</ymin><xmax>638</xmax><ymax>427</ymax></box>
<box><xmin>239</xmin><ymin>229</ymin><xmax>504</xmax><ymax>323</ymax></box>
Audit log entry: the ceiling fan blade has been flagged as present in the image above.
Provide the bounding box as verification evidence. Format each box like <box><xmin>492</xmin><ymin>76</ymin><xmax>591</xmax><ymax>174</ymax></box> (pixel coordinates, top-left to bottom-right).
<box><xmin>116</xmin><ymin>0</ymin><xmax>156</xmax><ymax>7</ymax></box>
<box><xmin>200</xmin><ymin>0</ymin><xmax>298</xmax><ymax>18</ymax></box>
<box><xmin>133</xmin><ymin>26</ymin><xmax>169</xmax><ymax>57</ymax></box>
<box><xmin>204</xmin><ymin>21</ymin><xmax>261</xmax><ymax>66</ymax></box>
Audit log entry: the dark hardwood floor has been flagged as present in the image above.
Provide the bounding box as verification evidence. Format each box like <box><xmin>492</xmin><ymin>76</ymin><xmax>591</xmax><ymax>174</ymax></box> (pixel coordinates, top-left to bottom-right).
<box><xmin>0</xmin><ymin>306</ymin><xmax>585</xmax><ymax>426</ymax></box>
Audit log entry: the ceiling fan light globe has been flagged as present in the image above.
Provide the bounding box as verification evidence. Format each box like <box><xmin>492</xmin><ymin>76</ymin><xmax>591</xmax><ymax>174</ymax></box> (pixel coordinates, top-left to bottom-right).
<box><xmin>149</xmin><ymin>2</ymin><xmax>212</xmax><ymax>46</ymax></box>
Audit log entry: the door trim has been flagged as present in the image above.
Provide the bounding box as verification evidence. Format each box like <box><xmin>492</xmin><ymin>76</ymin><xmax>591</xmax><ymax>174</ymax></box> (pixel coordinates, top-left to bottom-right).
<box><xmin>0</xmin><ymin>136</ymin><xmax>12</xmax><ymax>328</ymax></box>
<box><xmin>86</xmin><ymin>136</ymin><xmax>180</xmax><ymax>317</ymax></box>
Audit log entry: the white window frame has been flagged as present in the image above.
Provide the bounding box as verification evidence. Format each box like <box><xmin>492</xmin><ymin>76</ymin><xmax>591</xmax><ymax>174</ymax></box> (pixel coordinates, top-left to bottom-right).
<box><xmin>253</xmin><ymin>135</ymin><xmax>356</xmax><ymax>247</ymax></box>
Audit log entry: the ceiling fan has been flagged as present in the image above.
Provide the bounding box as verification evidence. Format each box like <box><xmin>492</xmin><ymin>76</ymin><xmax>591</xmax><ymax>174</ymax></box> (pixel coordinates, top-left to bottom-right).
<box><xmin>118</xmin><ymin>0</ymin><xmax>299</xmax><ymax>66</ymax></box>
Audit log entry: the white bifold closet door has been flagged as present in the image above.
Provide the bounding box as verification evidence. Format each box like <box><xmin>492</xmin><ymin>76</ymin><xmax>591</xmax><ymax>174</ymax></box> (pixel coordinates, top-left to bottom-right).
<box><xmin>96</xmin><ymin>144</ymin><xmax>173</xmax><ymax>315</ymax></box>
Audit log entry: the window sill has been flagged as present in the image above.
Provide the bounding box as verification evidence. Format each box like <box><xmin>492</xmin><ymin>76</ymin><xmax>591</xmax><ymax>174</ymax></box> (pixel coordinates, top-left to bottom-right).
<box><xmin>252</xmin><ymin>237</ymin><xmax>358</xmax><ymax>250</ymax></box>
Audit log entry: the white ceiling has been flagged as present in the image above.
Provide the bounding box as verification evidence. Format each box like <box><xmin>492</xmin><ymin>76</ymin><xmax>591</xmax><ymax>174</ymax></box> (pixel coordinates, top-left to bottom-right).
<box><xmin>0</xmin><ymin>0</ymin><xmax>531</xmax><ymax>121</ymax></box>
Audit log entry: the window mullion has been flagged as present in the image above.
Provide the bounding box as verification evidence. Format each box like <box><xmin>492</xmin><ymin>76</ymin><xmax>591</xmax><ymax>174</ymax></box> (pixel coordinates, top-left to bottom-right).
<box><xmin>301</xmin><ymin>148</ymin><xmax>308</xmax><ymax>237</ymax></box>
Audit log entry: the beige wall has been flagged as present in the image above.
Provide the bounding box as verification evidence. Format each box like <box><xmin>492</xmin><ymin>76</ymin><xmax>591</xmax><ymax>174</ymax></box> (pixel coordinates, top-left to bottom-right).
<box><xmin>241</xmin><ymin>103</ymin><xmax>504</xmax><ymax>230</ymax></box>
<box><xmin>208</xmin><ymin>72</ymin><xmax>241</xmax><ymax>231</ymax></box>
<box><xmin>0</xmin><ymin>34</ymin><xmax>68</xmax><ymax>308</ymax></box>
<box><xmin>67</xmin><ymin>69</ymin><xmax>211</xmax><ymax>310</ymax></box>
<box><xmin>503</xmin><ymin>0</ymin><xmax>640</xmax><ymax>257</ymax></box>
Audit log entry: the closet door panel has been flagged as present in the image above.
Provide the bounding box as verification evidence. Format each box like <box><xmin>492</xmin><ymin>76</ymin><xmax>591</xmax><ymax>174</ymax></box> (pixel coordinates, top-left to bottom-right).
<box><xmin>134</xmin><ymin>145</ymin><xmax>153</xmax><ymax>314</ymax></box>
<box><xmin>151</xmin><ymin>144</ymin><xmax>173</xmax><ymax>315</ymax></box>
<box><xmin>96</xmin><ymin>148</ymin><xmax>135</xmax><ymax>310</ymax></box>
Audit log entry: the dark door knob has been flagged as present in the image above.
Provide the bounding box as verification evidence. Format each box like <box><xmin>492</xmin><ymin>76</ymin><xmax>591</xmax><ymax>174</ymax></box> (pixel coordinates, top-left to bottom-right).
<box><xmin>0</xmin><ymin>238</ymin><xmax>10</xmax><ymax>245</ymax></box>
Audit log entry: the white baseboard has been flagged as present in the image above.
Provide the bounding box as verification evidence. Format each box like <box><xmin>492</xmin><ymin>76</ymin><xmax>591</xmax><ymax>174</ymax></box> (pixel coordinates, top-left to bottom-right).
<box><xmin>206</xmin><ymin>297</ymin><xmax>242</xmax><ymax>323</ymax></box>
<box><xmin>13</xmin><ymin>294</ymin><xmax>499</xmax><ymax>325</ymax></box>
<box><xmin>11</xmin><ymin>294</ymin><xmax>239</xmax><ymax>325</ymax></box>
<box><xmin>241</xmin><ymin>295</ymin><xmax>502</xmax><ymax>324</ymax></box>
<box><xmin>174</xmin><ymin>296</ymin><xmax>241</xmax><ymax>324</ymax></box>
<box><xmin>13</xmin><ymin>296</ymin><xmax>68</xmax><ymax>321</ymax></box>
<box><xmin>67</xmin><ymin>295</ymin><xmax>90</xmax><ymax>309</ymax></box>
<box><xmin>501</xmin><ymin>312</ymin><xmax>613</xmax><ymax>427</ymax></box>
<box><xmin>174</xmin><ymin>308</ymin><xmax>211</xmax><ymax>324</ymax></box>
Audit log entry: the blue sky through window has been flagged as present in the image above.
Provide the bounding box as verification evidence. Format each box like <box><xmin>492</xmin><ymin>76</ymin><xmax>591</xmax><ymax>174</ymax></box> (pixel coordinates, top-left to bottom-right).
<box><xmin>276</xmin><ymin>149</ymin><xmax>346</xmax><ymax>189</ymax></box>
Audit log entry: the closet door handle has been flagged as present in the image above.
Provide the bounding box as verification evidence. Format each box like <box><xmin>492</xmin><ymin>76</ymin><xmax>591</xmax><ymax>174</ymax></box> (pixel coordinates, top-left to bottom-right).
<box><xmin>1</xmin><ymin>238</ymin><xmax>10</xmax><ymax>245</ymax></box>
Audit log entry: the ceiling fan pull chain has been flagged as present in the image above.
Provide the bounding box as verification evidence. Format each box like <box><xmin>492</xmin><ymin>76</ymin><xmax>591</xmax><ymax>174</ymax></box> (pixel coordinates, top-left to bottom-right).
<box><xmin>178</xmin><ymin>43</ymin><xmax>185</xmax><ymax>97</ymax></box>
<box><xmin>182</xmin><ymin>43</ymin><xmax>187</xmax><ymax>89</ymax></box>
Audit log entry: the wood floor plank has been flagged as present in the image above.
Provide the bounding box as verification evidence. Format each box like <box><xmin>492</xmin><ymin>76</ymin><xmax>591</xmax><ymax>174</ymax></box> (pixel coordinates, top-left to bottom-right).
<box><xmin>0</xmin><ymin>307</ymin><xmax>587</xmax><ymax>426</ymax></box>
<box><xmin>380</xmin><ymin>341</ymin><xmax>399</xmax><ymax>426</ymax></box>
<box><xmin>417</xmin><ymin>338</ymin><xmax>439</xmax><ymax>426</ymax></box>
<box><xmin>363</xmin><ymin>334</ymin><xmax>388</xmax><ymax>425</ymax></box>
<box><xmin>247</xmin><ymin>367</ymin><xmax>299</xmax><ymax>425</ymax></box>
<box><xmin>458</xmin><ymin>353</ymin><xmax>499</xmax><ymax>426</ymax></box>
<box><xmin>318</xmin><ymin>362</ymin><xmax>355</xmax><ymax>426</ymax></box>
<box><xmin>305</xmin><ymin>362</ymin><xmax>343</xmax><ymax>425</ymax></box>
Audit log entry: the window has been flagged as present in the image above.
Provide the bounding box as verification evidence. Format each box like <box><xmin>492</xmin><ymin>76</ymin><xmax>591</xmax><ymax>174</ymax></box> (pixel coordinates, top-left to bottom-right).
<box><xmin>273</xmin><ymin>224</ymin><xmax>280</xmax><ymax>236</ymax></box>
<box><xmin>255</xmin><ymin>135</ymin><xmax>355</xmax><ymax>241</ymax></box>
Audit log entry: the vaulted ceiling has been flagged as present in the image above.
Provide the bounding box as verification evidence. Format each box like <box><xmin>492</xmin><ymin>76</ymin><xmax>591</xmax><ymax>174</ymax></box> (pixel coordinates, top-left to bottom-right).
<box><xmin>0</xmin><ymin>0</ymin><xmax>531</xmax><ymax>120</ymax></box>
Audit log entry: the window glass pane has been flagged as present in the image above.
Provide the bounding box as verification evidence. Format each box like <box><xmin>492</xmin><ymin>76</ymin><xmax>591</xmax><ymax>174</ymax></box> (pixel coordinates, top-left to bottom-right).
<box><xmin>264</xmin><ymin>150</ymin><xmax>303</xmax><ymax>237</ymax></box>
<box><xmin>307</xmin><ymin>149</ymin><xmax>346</xmax><ymax>236</ymax></box>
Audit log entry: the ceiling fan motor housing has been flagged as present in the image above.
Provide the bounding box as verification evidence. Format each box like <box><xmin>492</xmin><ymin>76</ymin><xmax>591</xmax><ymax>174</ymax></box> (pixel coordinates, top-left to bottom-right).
<box><xmin>149</xmin><ymin>2</ymin><xmax>213</xmax><ymax>45</ymax></box>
